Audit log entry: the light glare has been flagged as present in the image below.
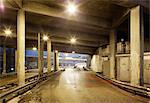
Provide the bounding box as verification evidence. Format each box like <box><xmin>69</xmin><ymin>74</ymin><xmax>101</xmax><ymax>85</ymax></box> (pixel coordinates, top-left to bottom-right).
<box><xmin>4</xmin><ymin>29</ymin><xmax>12</xmax><ymax>36</ymax></box>
<box><xmin>65</xmin><ymin>53</ymin><xmax>68</xmax><ymax>56</ymax></box>
<box><xmin>70</xmin><ymin>38</ymin><xmax>76</xmax><ymax>43</ymax></box>
<box><xmin>0</xmin><ymin>0</ymin><xmax>4</xmax><ymax>10</ymax></box>
<box><xmin>32</xmin><ymin>47</ymin><xmax>37</xmax><ymax>51</ymax></box>
<box><xmin>55</xmin><ymin>50</ymin><xmax>58</xmax><ymax>53</ymax></box>
<box><xmin>72</xmin><ymin>51</ymin><xmax>75</xmax><ymax>54</ymax></box>
<box><xmin>43</xmin><ymin>35</ymin><xmax>49</xmax><ymax>41</ymax></box>
<box><xmin>67</xmin><ymin>2</ymin><xmax>77</xmax><ymax>15</ymax></box>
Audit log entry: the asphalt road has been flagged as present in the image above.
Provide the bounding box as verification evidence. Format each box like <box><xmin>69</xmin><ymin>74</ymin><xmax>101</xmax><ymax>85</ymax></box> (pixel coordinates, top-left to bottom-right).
<box><xmin>16</xmin><ymin>69</ymin><xmax>149</xmax><ymax>103</ymax></box>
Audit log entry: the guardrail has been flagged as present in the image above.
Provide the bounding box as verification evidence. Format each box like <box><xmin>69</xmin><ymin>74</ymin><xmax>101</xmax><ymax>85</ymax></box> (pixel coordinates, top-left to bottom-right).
<box><xmin>96</xmin><ymin>73</ymin><xmax>150</xmax><ymax>98</ymax></box>
<box><xmin>0</xmin><ymin>71</ymin><xmax>61</xmax><ymax>103</ymax></box>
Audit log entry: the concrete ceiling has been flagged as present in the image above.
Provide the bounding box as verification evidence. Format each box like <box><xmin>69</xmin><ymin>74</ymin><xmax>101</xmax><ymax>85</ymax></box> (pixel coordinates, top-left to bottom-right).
<box><xmin>0</xmin><ymin>0</ymin><xmax>149</xmax><ymax>54</ymax></box>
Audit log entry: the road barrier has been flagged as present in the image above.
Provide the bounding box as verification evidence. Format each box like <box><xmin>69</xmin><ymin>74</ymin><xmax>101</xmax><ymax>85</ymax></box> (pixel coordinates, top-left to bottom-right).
<box><xmin>0</xmin><ymin>71</ymin><xmax>61</xmax><ymax>103</ymax></box>
<box><xmin>96</xmin><ymin>73</ymin><xmax>150</xmax><ymax>98</ymax></box>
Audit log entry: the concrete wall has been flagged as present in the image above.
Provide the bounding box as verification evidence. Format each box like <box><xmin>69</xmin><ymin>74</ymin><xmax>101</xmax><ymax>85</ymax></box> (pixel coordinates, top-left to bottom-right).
<box><xmin>91</xmin><ymin>55</ymin><xmax>101</xmax><ymax>72</ymax></box>
<box><xmin>116</xmin><ymin>53</ymin><xmax>150</xmax><ymax>84</ymax></box>
<box><xmin>102</xmin><ymin>57</ymin><xmax>110</xmax><ymax>78</ymax></box>
<box><xmin>117</xmin><ymin>56</ymin><xmax>130</xmax><ymax>82</ymax></box>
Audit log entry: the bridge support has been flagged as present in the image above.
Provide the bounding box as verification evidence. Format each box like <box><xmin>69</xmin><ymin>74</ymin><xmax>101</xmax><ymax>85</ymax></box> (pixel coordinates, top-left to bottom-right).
<box><xmin>47</xmin><ymin>39</ymin><xmax>51</xmax><ymax>73</ymax></box>
<box><xmin>54</xmin><ymin>50</ymin><xmax>59</xmax><ymax>71</ymax></box>
<box><xmin>2</xmin><ymin>45</ymin><xmax>6</xmax><ymax>74</ymax></box>
<box><xmin>38</xmin><ymin>33</ymin><xmax>43</xmax><ymax>77</ymax></box>
<box><xmin>109</xmin><ymin>29</ymin><xmax>116</xmax><ymax>79</ymax></box>
<box><xmin>130</xmin><ymin>6</ymin><xmax>144</xmax><ymax>86</ymax></box>
<box><xmin>17</xmin><ymin>9</ymin><xmax>25</xmax><ymax>86</ymax></box>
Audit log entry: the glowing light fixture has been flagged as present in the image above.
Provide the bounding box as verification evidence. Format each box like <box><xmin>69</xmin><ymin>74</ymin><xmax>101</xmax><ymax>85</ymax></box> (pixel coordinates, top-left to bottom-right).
<box><xmin>65</xmin><ymin>53</ymin><xmax>68</xmax><ymax>56</ymax></box>
<box><xmin>0</xmin><ymin>0</ymin><xmax>4</xmax><ymax>10</ymax></box>
<box><xmin>72</xmin><ymin>51</ymin><xmax>75</xmax><ymax>54</ymax></box>
<box><xmin>4</xmin><ymin>29</ymin><xmax>12</xmax><ymax>36</ymax></box>
<box><xmin>66</xmin><ymin>2</ymin><xmax>77</xmax><ymax>15</ymax></box>
<box><xmin>121</xmin><ymin>38</ymin><xmax>124</xmax><ymax>42</ymax></box>
<box><xmin>70</xmin><ymin>38</ymin><xmax>76</xmax><ymax>44</ymax></box>
<box><xmin>55</xmin><ymin>50</ymin><xmax>58</xmax><ymax>53</ymax></box>
<box><xmin>32</xmin><ymin>47</ymin><xmax>37</xmax><ymax>51</ymax></box>
<box><xmin>43</xmin><ymin>35</ymin><xmax>49</xmax><ymax>41</ymax></box>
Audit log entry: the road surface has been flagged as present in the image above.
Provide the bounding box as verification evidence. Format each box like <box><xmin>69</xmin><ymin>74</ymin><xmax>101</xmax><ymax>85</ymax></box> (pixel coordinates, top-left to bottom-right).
<box><xmin>16</xmin><ymin>69</ymin><xmax>149</xmax><ymax>103</ymax></box>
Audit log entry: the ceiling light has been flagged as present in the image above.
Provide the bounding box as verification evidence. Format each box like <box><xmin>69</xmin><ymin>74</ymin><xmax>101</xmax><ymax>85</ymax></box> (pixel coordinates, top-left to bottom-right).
<box><xmin>70</xmin><ymin>38</ymin><xmax>76</xmax><ymax>44</ymax></box>
<box><xmin>72</xmin><ymin>51</ymin><xmax>75</xmax><ymax>54</ymax></box>
<box><xmin>43</xmin><ymin>35</ymin><xmax>49</xmax><ymax>41</ymax></box>
<box><xmin>4</xmin><ymin>29</ymin><xmax>12</xmax><ymax>36</ymax></box>
<box><xmin>121</xmin><ymin>38</ymin><xmax>124</xmax><ymax>42</ymax></box>
<box><xmin>32</xmin><ymin>47</ymin><xmax>37</xmax><ymax>51</ymax></box>
<box><xmin>55</xmin><ymin>50</ymin><xmax>58</xmax><ymax>53</ymax></box>
<box><xmin>0</xmin><ymin>0</ymin><xmax>4</xmax><ymax>10</ymax></box>
<box><xmin>66</xmin><ymin>2</ymin><xmax>77</xmax><ymax>15</ymax></box>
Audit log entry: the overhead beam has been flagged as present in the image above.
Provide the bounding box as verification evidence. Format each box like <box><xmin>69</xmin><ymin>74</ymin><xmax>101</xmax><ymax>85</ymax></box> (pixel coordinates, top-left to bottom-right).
<box><xmin>0</xmin><ymin>33</ymin><xmax>103</xmax><ymax>47</ymax></box>
<box><xmin>0</xmin><ymin>37</ymin><xmax>96</xmax><ymax>54</ymax></box>
<box><xmin>0</xmin><ymin>22</ymin><xmax>109</xmax><ymax>42</ymax></box>
<box><xmin>0</xmin><ymin>18</ymin><xmax>109</xmax><ymax>42</ymax></box>
<box><xmin>26</xmin><ymin>25</ymin><xmax>109</xmax><ymax>42</ymax></box>
<box><xmin>23</xmin><ymin>1</ymin><xmax>110</xmax><ymax>30</ymax></box>
<box><xmin>51</xmin><ymin>43</ymin><xmax>96</xmax><ymax>55</ymax></box>
<box><xmin>25</xmin><ymin>41</ymin><xmax>97</xmax><ymax>54</ymax></box>
<box><xmin>13</xmin><ymin>0</ymin><xmax>22</xmax><ymax>8</ymax></box>
<box><xmin>112</xmin><ymin>8</ymin><xmax>130</xmax><ymax>28</ymax></box>
<box><xmin>4</xmin><ymin>0</ymin><xmax>22</xmax><ymax>9</ymax></box>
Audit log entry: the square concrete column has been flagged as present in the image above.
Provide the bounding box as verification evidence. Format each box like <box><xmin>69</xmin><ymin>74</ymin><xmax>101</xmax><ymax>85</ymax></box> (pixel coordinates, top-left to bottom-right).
<box><xmin>38</xmin><ymin>33</ymin><xmax>43</xmax><ymax>77</ymax></box>
<box><xmin>54</xmin><ymin>50</ymin><xmax>59</xmax><ymax>71</ymax></box>
<box><xmin>47</xmin><ymin>39</ymin><xmax>51</xmax><ymax>73</ymax></box>
<box><xmin>109</xmin><ymin>29</ymin><xmax>116</xmax><ymax>79</ymax></box>
<box><xmin>130</xmin><ymin>6</ymin><xmax>144</xmax><ymax>86</ymax></box>
<box><xmin>86</xmin><ymin>55</ymin><xmax>91</xmax><ymax>69</ymax></box>
<box><xmin>15</xmin><ymin>50</ymin><xmax>17</xmax><ymax>72</ymax></box>
<box><xmin>17</xmin><ymin>9</ymin><xmax>25</xmax><ymax>86</ymax></box>
<box><xmin>2</xmin><ymin>45</ymin><xmax>6</xmax><ymax>74</ymax></box>
<box><xmin>98</xmin><ymin>47</ymin><xmax>103</xmax><ymax>73</ymax></box>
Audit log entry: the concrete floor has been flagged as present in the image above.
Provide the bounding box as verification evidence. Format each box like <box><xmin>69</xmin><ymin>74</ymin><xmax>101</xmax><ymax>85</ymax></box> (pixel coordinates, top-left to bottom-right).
<box><xmin>16</xmin><ymin>69</ymin><xmax>149</xmax><ymax>103</ymax></box>
<box><xmin>0</xmin><ymin>72</ymin><xmax>38</xmax><ymax>86</ymax></box>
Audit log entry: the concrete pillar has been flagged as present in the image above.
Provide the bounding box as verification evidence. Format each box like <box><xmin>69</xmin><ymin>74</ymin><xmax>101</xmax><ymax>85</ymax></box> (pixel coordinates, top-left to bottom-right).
<box><xmin>109</xmin><ymin>29</ymin><xmax>116</xmax><ymax>79</ymax></box>
<box><xmin>91</xmin><ymin>55</ymin><xmax>100</xmax><ymax>72</ymax></box>
<box><xmin>15</xmin><ymin>50</ymin><xmax>17</xmax><ymax>72</ymax></box>
<box><xmin>130</xmin><ymin>6</ymin><xmax>144</xmax><ymax>86</ymax></box>
<box><xmin>54</xmin><ymin>51</ymin><xmax>59</xmax><ymax>71</ymax></box>
<box><xmin>86</xmin><ymin>55</ymin><xmax>91</xmax><ymax>69</ymax></box>
<box><xmin>38</xmin><ymin>33</ymin><xmax>42</xmax><ymax>77</ymax></box>
<box><xmin>2</xmin><ymin>45</ymin><xmax>6</xmax><ymax>74</ymax></box>
<box><xmin>17</xmin><ymin>9</ymin><xmax>25</xmax><ymax>86</ymax></box>
<box><xmin>98</xmin><ymin>47</ymin><xmax>103</xmax><ymax>73</ymax></box>
<box><xmin>41</xmin><ymin>41</ymin><xmax>44</xmax><ymax>72</ymax></box>
<box><xmin>47</xmin><ymin>39</ymin><xmax>51</xmax><ymax>73</ymax></box>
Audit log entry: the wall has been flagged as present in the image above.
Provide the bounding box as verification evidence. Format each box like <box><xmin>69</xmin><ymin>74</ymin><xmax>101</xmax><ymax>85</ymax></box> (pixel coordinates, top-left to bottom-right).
<box><xmin>91</xmin><ymin>55</ymin><xmax>101</xmax><ymax>72</ymax></box>
<box><xmin>102</xmin><ymin>57</ymin><xmax>110</xmax><ymax>78</ymax></box>
<box><xmin>116</xmin><ymin>53</ymin><xmax>150</xmax><ymax>84</ymax></box>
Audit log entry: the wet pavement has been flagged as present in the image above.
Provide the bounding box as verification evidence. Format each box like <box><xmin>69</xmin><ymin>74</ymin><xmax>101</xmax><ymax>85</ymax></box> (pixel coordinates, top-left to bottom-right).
<box><xmin>17</xmin><ymin>69</ymin><xmax>149</xmax><ymax>103</ymax></box>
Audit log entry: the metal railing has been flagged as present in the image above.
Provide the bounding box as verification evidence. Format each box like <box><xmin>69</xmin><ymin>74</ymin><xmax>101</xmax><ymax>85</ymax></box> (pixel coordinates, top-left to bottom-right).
<box><xmin>0</xmin><ymin>71</ymin><xmax>61</xmax><ymax>103</ymax></box>
<box><xmin>96</xmin><ymin>73</ymin><xmax>150</xmax><ymax>98</ymax></box>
